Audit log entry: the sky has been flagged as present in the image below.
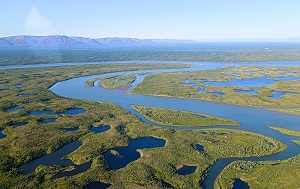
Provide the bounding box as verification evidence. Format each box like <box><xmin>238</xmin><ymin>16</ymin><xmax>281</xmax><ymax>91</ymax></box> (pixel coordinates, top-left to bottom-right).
<box><xmin>1</xmin><ymin>0</ymin><xmax>300</xmax><ymax>40</ymax></box>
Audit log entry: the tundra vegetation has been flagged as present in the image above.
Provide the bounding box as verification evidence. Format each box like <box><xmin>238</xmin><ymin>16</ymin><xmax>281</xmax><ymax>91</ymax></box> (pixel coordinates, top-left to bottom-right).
<box><xmin>0</xmin><ymin>63</ymin><xmax>286</xmax><ymax>188</ymax></box>
<box><xmin>215</xmin><ymin>154</ymin><xmax>300</xmax><ymax>189</ymax></box>
<box><xmin>269</xmin><ymin>126</ymin><xmax>300</xmax><ymax>136</ymax></box>
<box><xmin>85</xmin><ymin>73</ymin><xmax>138</xmax><ymax>89</ymax></box>
<box><xmin>130</xmin><ymin>66</ymin><xmax>300</xmax><ymax>115</ymax></box>
<box><xmin>131</xmin><ymin>105</ymin><xmax>239</xmax><ymax>126</ymax></box>
<box><xmin>3</xmin><ymin>47</ymin><xmax>300</xmax><ymax>66</ymax></box>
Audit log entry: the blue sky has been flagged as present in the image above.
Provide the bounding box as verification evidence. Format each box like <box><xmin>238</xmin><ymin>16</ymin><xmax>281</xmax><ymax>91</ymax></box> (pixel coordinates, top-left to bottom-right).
<box><xmin>1</xmin><ymin>0</ymin><xmax>300</xmax><ymax>40</ymax></box>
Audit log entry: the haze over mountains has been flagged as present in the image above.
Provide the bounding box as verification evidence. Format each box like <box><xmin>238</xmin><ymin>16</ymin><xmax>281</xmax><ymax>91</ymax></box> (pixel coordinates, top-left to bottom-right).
<box><xmin>0</xmin><ymin>35</ymin><xmax>195</xmax><ymax>48</ymax></box>
<box><xmin>0</xmin><ymin>35</ymin><xmax>300</xmax><ymax>48</ymax></box>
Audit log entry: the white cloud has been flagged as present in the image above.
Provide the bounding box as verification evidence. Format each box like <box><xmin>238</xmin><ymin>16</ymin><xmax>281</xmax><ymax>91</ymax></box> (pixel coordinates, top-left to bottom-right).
<box><xmin>25</xmin><ymin>6</ymin><xmax>55</xmax><ymax>35</ymax></box>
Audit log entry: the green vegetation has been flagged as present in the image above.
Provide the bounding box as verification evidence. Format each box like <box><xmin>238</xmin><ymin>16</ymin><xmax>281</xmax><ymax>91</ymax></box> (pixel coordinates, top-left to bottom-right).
<box><xmin>0</xmin><ymin>63</ymin><xmax>286</xmax><ymax>188</ymax></box>
<box><xmin>130</xmin><ymin>66</ymin><xmax>300</xmax><ymax>114</ymax></box>
<box><xmin>99</xmin><ymin>74</ymin><xmax>137</xmax><ymax>89</ymax></box>
<box><xmin>215</xmin><ymin>155</ymin><xmax>300</xmax><ymax>189</ymax></box>
<box><xmin>131</xmin><ymin>105</ymin><xmax>239</xmax><ymax>126</ymax></box>
<box><xmin>269</xmin><ymin>126</ymin><xmax>300</xmax><ymax>136</ymax></box>
<box><xmin>292</xmin><ymin>140</ymin><xmax>300</xmax><ymax>145</ymax></box>
<box><xmin>3</xmin><ymin>47</ymin><xmax>300</xmax><ymax>66</ymax></box>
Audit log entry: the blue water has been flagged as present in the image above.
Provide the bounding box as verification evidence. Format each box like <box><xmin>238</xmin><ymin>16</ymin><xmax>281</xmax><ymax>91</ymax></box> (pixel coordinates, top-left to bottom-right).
<box><xmin>6</xmin><ymin>106</ymin><xmax>24</xmax><ymax>112</ymax></box>
<box><xmin>10</xmin><ymin>122</ymin><xmax>28</xmax><ymax>127</ymax></box>
<box><xmin>235</xmin><ymin>89</ymin><xmax>259</xmax><ymax>95</ymax></box>
<box><xmin>270</xmin><ymin>91</ymin><xmax>297</xmax><ymax>98</ymax></box>
<box><xmin>90</xmin><ymin>126</ymin><xmax>110</xmax><ymax>133</ymax></box>
<box><xmin>204</xmin><ymin>76</ymin><xmax>300</xmax><ymax>88</ymax></box>
<box><xmin>0</xmin><ymin>89</ymin><xmax>8</xmax><ymax>92</ymax></box>
<box><xmin>232</xmin><ymin>178</ymin><xmax>250</xmax><ymax>189</ymax></box>
<box><xmin>104</xmin><ymin>136</ymin><xmax>166</xmax><ymax>170</ymax></box>
<box><xmin>176</xmin><ymin>165</ymin><xmax>197</xmax><ymax>175</ymax></box>
<box><xmin>0</xmin><ymin>130</ymin><xmax>6</xmax><ymax>139</ymax></box>
<box><xmin>29</xmin><ymin>108</ymin><xmax>86</xmax><ymax>116</ymax></box>
<box><xmin>41</xmin><ymin>118</ymin><xmax>56</xmax><ymax>123</ymax></box>
<box><xmin>85</xmin><ymin>181</ymin><xmax>111</xmax><ymax>189</ymax></box>
<box><xmin>19</xmin><ymin>141</ymin><xmax>82</xmax><ymax>174</ymax></box>
<box><xmin>60</xmin><ymin>108</ymin><xmax>86</xmax><ymax>115</ymax></box>
<box><xmin>62</xmin><ymin>127</ymin><xmax>79</xmax><ymax>132</ymax></box>
<box><xmin>196</xmin><ymin>144</ymin><xmax>205</xmax><ymax>152</ymax></box>
<box><xmin>52</xmin><ymin>162</ymin><xmax>92</xmax><ymax>179</ymax></box>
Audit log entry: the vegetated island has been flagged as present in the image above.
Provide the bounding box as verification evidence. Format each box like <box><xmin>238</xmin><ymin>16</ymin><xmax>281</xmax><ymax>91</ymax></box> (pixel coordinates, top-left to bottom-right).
<box><xmin>268</xmin><ymin>126</ymin><xmax>300</xmax><ymax>136</ymax></box>
<box><xmin>131</xmin><ymin>105</ymin><xmax>239</xmax><ymax>126</ymax></box>
<box><xmin>215</xmin><ymin>153</ymin><xmax>300</xmax><ymax>189</ymax></box>
<box><xmin>0</xmin><ymin>64</ymin><xmax>286</xmax><ymax>188</ymax></box>
<box><xmin>85</xmin><ymin>73</ymin><xmax>137</xmax><ymax>89</ymax></box>
<box><xmin>129</xmin><ymin>66</ymin><xmax>300</xmax><ymax>115</ymax></box>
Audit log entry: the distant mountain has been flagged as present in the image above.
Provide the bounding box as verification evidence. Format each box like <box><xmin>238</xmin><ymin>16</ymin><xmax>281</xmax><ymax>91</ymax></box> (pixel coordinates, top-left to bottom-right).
<box><xmin>96</xmin><ymin>37</ymin><xmax>155</xmax><ymax>47</ymax></box>
<box><xmin>0</xmin><ymin>35</ymin><xmax>159</xmax><ymax>48</ymax></box>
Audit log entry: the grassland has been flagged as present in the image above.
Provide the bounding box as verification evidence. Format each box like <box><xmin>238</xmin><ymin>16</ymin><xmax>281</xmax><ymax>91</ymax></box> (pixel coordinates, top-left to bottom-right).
<box><xmin>130</xmin><ymin>66</ymin><xmax>300</xmax><ymax>115</ymax></box>
<box><xmin>269</xmin><ymin>126</ymin><xmax>300</xmax><ymax>136</ymax></box>
<box><xmin>0</xmin><ymin>63</ymin><xmax>286</xmax><ymax>188</ymax></box>
<box><xmin>215</xmin><ymin>154</ymin><xmax>300</xmax><ymax>189</ymax></box>
<box><xmin>131</xmin><ymin>105</ymin><xmax>239</xmax><ymax>126</ymax></box>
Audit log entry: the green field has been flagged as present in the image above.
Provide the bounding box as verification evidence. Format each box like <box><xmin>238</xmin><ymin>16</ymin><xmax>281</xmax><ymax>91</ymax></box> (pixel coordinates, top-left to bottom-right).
<box><xmin>0</xmin><ymin>64</ymin><xmax>286</xmax><ymax>188</ymax></box>
<box><xmin>130</xmin><ymin>66</ymin><xmax>300</xmax><ymax>115</ymax></box>
<box><xmin>215</xmin><ymin>154</ymin><xmax>300</xmax><ymax>189</ymax></box>
<box><xmin>131</xmin><ymin>105</ymin><xmax>239</xmax><ymax>126</ymax></box>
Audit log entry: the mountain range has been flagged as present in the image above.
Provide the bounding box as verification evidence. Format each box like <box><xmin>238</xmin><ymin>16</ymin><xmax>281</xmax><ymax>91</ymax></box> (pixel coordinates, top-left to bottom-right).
<box><xmin>0</xmin><ymin>35</ymin><xmax>193</xmax><ymax>48</ymax></box>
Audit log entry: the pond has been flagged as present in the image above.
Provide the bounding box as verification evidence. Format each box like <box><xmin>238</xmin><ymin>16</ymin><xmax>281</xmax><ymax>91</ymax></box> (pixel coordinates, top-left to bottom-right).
<box><xmin>196</xmin><ymin>144</ymin><xmax>205</xmax><ymax>152</ymax></box>
<box><xmin>232</xmin><ymin>178</ymin><xmax>250</xmax><ymax>189</ymax></box>
<box><xmin>40</xmin><ymin>118</ymin><xmax>56</xmax><ymax>123</ymax></box>
<box><xmin>176</xmin><ymin>165</ymin><xmax>197</xmax><ymax>175</ymax></box>
<box><xmin>6</xmin><ymin>106</ymin><xmax>24</xmax><ymax>112</ymax></box>
<box><xmin>10</xmin><ymin>122</ymin><xmax>28</xmax><ymax>127</ymax></box>
<box><xmin>52</xmin><ymin>161</ymin><xmax>92</xmax><ymax>179</ymax></box>
<box><xmin>104</xmin><ymin>136</ymin><xmax>166</xmax><ymax>170</ymax></box>
<box><xmin>61</xmin><ymin>127</ymin><xmax>79</xmax><ymax>132</ymax></box>
<box><xmin>85</xmin><ymin>181</ymin><xmax>111</xmax><ymax>189</ymax></box>
<box><xmin>270</xmin><ymin>91</ymin><xmax>298</xmax><ymax>99</ymax></box>
<box><xmin>19</xmin><ymin>141</ymin><xmax>82</xmax><ymax>174</ymax></box>
<box><xmin>29</xmin><ymin>108</ymin><xmax>86</xmax><ymax>116</ymax></box>
<box><xmin>0</xmin><ymin>130</ymin><xmax>6</xmax><ymax>139</ymax></box>
<box><xmin>234</xmin><ymin>89</ymin><xmax>259</xmax><ymax>95</ymax></box>
<box><xmin>90</xmin><ymin>125</ymin><xmax>110</xmax><ymax>133</ymax></box>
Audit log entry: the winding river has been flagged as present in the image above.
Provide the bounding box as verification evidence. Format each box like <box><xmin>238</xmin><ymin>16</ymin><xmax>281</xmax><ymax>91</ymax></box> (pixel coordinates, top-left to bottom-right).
<box><xmin>4</xmin><ymin>61</ymin><xmax>300</xmax><ymax>189</ymax></box>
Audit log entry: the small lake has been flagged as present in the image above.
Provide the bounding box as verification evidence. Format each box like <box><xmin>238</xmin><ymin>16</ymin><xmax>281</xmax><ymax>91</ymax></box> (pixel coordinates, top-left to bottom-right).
<box><xmin>6</xmin><ymin>106</ymin><xmax>24</xmax><ymax>112</ymax></box>
<box><xmin>203</xmin><ymin>76</ymin><xmax>300</xmax><ymax>88</ymax></box>
<box><xmin>90</xmin><ymin>126</ymin><xmax>110</xmax><ymax>133</ymax></box>
<box><xmin>52</xmin><ymin>161</ymin><xmax>92</xmax><ymax>179</ymax></box>
<box><xmin>235</xmin><ymin>89</ymin><xmax>259</xmax><ymax>95</ymax></box>
<box><xmin>10</xmin><ymin>122</ymin><xmax>28</xmax><ymax>127</ymax></box>
<box><xmin>19</xmin><ymin>141</ymin><xmax>82</xmax><ymax>174</ymax></box>
<box><xmin>0</xmin><ymin>130</ymin><xmax>6</xmax><ymax>139</ymax></box>
<box><xmin>29</xmin><ymin>108</ymin><xmax>86</xmax><ymax>116</ymax></box>
<box><xmin>196</xmin><ymin>144</ymin><xmax>205</xmax><ymax>152</ymax></box>
<box><xmin>85</xmin><ymin>181</ymin><xmax>111</xmax><ymax>189</ymax></box>
<box><xmin>232</xmin><ymin>178</ymin><xmax>250</xmax><ymax>189</ymax></box>
<box><xmin>176</xmin><ymin>165</ymin><xmax>197</xmax><ymax>175</ymax></box>
<box><xmin>40</xmin><ymin>118</ymin><xmax>56</xmax><ymax>123</ymax></box>
<box><xmin>62</xmin><ymin>127</ymin><xmax>79</xmax><ymax>132</ymax></box>
<box><xmin>104</xmin><ymin>136</ymin><xmax>166</xmax><ymax>170</ymax></box>
<box><xmin>270</xmin><ymin>91</ymin><xmax>297</xmax><ymax>98</ymax></box>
